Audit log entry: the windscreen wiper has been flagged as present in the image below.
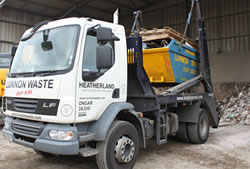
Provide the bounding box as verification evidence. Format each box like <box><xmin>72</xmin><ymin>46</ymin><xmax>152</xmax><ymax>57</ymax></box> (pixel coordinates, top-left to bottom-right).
<box><xmin>34</xmin><ymin>70</ymin><xmax>67</xmax><ymax>76</ymax></box>
<box><xmin>9</xmin><ymin>73</ymin><xmax>16</xmax><ymax>78</ymax></box>
<box><xmin>21</xmin><ymin>20</ymin><xmax>50</xmax><ymax>41</ymax></box>
<box><xmin>9</xmin><ymin>72</ymin><xmax>35</xmax><ymax>78</ymax></box>
<box><xmin>9</xmin><ymin>70</ymin><xmax>65</xmax><ymax>78</ymax></box>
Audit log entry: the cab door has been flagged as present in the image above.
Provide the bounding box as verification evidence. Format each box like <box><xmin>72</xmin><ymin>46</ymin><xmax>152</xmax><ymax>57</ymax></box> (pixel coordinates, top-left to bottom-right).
<box><xmin>75</xmin><ymin>24</ymin><xmax>122</xmax><ymax>123</ymax></box>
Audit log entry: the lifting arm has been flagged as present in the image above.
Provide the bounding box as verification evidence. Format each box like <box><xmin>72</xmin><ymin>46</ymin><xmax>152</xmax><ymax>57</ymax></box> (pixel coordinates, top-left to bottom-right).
<box><xmin>195</xmin><ymin>0</ymin><xmax>213</xmax><ymax>93</ymax></box>
<box><xmin>166</xmin><ymin>0</ymin><xmax>213</xmax><ymax>95</ymax></box>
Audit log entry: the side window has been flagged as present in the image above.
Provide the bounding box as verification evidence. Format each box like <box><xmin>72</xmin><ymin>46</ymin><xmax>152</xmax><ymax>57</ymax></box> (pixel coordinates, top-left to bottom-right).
<box><xmin>82</xmin><ymin>30</ymin><xmax>115</xmax><ymax>73</ymax></box>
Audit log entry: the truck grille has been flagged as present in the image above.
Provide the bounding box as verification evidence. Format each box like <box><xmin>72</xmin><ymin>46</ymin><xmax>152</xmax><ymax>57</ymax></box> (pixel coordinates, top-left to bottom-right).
<box><xmin>11</xmin><ymin>120</ymin><xmax>45</xmax><ymax>136</ymax></box>
<box><xmin>6</xmin><ymin>97</ymin><xmax>59</xmax><ymax>116</ymax></box>
<box><xmin>14</xmin><ymin>134</ymin><xmax>36</xmax><ymax>143</ymax></box>
<box><xmin>13</xmin><ymin>98</ymin><xmax>38</xmax><ymax>113</ymax></box>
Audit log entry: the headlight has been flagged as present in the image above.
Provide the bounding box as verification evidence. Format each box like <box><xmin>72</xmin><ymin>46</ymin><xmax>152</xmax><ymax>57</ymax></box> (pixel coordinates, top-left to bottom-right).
<box><xmin>4</xmin><ymin>121</ymin><xmax>9</xmax><ymax>130</ymax></box>
<box><xmin>49</xmin><ymin>130</ymin><xmax>74</xmax><ymax>141</ymax></box>
<box><xmin>61</xmin><ymin>105</ymin><xmax>73</xmax><ymax>117</ymax></box>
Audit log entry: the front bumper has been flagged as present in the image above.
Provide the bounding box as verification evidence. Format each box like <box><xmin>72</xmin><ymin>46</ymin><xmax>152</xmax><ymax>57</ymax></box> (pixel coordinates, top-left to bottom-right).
<box><xmin>2</xmin><ymin>117</ymin><xmax>82</xmax><ymax>155</ymax></box>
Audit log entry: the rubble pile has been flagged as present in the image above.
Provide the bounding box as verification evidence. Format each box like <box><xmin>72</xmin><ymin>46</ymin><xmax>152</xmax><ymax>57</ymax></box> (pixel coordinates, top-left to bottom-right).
<box><xmin>220</xmin><ymin>84</ymin><xmax>250</xmax><ymax>125</ymax></box>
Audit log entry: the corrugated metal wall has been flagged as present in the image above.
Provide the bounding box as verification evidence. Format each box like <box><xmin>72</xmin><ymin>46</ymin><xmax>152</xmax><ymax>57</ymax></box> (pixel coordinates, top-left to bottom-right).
<box><xmin>201</xmin><ymin>0</ymin><xmax>250</xmax><ymax>54</ymax></box>
<box><xmin>143</xmin><ymin>2</ymin><xmax>186</xmax><ymax>33</ymax></box>
<box><xmin>0</xmin><ymin>8</ymin><xmax>48</xmax><ymax>53</ymax></box>
<box><xmin>122</xmin><ymin>0</ymin><xmax>250</xmax><ymax>54</ymax></box>
<box><xmin>122</xmin><ymin>0</ymin><xmax>186</xmax><ymax>36</ymax></box>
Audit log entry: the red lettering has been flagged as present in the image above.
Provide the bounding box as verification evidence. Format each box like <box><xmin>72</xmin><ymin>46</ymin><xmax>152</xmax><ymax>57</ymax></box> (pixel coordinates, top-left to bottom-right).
<box><xmin>16</xmin><ymin>91</ymin><xmax>23</xmax><ymax>96</ymax></box>
<box><xmin>24</xmin><ymin>90</ymin><xmax>32</xmax><ymax>95</ymax></box>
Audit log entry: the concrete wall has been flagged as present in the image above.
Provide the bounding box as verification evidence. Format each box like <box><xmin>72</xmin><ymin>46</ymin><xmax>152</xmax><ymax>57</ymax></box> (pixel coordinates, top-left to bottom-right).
<box><xmin>210</xmin><ymin>51</ymin><xmax>250</xmax><ymax>100</ymax></box>
<box><xmin>210</xmin><ymin>51</ymin><xmax>250</xmax><ymax>83</ymax></box>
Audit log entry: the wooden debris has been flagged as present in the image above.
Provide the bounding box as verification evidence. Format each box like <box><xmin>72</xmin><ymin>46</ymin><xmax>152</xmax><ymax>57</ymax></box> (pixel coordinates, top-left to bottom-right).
<box><xmin>138</xmin><ymin>26</ymin><xmax>200</xmax><ymax>51</ymax></box>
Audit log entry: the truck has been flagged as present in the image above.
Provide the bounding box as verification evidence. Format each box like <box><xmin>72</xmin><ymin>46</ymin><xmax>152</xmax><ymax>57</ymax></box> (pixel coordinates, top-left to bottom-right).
<box><xmin>0</xmin><ymin>53</ymin><xmax>12</xmax><ymax>124</ymax></box>
<box><xmin>2</xmin><ymin>1</ymin><xmax>220</xmax><ymax>169</ymax></box>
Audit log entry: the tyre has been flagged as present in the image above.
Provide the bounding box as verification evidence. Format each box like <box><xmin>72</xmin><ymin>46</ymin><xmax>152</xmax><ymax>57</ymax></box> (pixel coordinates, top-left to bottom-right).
<box><xmin>187</xmin><ymin>109</ymin><xmax>210</xmax><ymax>144</ymax></box>
<box><xmin>176</xmin><ymin>122</ymin><xmax>190</xmax><ymax>143</ymax></box>
<box><xmin>34</xmin><ymin>150</ymin><xmax>56</xmax><ymax>158</ymax></box>
<box><xmin>96</xmin><ymin>121</ymin><xmax>139</xmax><ymax>169</ymax></box>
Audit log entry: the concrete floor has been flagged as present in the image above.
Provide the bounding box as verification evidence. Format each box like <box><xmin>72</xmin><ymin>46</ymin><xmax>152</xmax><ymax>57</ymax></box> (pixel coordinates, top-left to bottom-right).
<box><xmin>0</xmin><ymin>123</ymin><xmax>250</xmax><ymax>169</ymax></box>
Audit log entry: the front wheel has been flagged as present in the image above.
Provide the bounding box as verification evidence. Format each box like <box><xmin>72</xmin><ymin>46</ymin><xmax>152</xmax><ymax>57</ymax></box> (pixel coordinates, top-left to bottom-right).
<box><xmin>96</xmin><ymin>121</ymin><xmax>139</xmax><ymax>169</ymax></box>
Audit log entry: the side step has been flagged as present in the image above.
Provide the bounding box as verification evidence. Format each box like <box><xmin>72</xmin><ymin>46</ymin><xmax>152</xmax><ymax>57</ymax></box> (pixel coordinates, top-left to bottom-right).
<box><xmin>156</xmin><ymin>111</ymin><xmax>179</xmax><ymax>145</ymax></box>
<box><xmin>156</xmin><ymin>109</ymin><xmax>168</xmax><ymax>145</ymax></box>
<box><xmin>79</xmin><ymin>147</ymin><xmax>99</xmax><ymax>157</ymax></box>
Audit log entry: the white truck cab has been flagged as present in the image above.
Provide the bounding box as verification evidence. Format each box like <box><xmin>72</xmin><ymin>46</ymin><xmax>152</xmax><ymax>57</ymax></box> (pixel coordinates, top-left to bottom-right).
<box><xmin>4</xmin><ymin>18</ymin><xmax>127</xmax><ymax>124</ymax></box>
<box><xmin>3</xmin><ymin>18</ymin><xmax>138</xmax><ymax>168</ymax></box>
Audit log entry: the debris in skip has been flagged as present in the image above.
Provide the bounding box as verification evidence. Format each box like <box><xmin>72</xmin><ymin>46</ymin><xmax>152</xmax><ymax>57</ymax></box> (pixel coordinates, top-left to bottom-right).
<box><xmin>220</xmin><ymin>84</ymin><xmax>250</xmax><ymax>125</ymax></box>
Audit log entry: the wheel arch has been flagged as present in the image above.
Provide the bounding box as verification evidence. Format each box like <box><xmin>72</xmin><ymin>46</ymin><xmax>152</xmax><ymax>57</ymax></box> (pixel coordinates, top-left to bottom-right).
<box><xmin>88</xmin><ymin>102</ymin><xmax>146</xmax><ymax>149</ymax></box>
<box><xmin>176</xmin><ymin>101</ymin><xmax>201</xmax><ymax>123</ymax></box>
<box><xmin>176</xmin><ymin>99</ymin><xmax>219</xmax><ymax>128</ymax></box>
<box><xmin>116</xmin><ymin>109</ymin><xmax>146</xmax><ymax>149</ymax></box>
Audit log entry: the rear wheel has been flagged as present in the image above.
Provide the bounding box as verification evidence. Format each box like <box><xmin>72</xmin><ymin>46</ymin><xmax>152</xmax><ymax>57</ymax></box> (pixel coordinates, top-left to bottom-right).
<box><xmin>187</xmin><ymin>109</ymin><xmax>210</xmax><ymax>144</ymax></box>
<box><xmin>176</xmin><ymin>122</ymin><xmax>190</xmax><ymax>143</ymax></box>
<box><xmin>96</xmin><ymin>121</ymin><xmax>139</xmax><ymax>169</ymax></box>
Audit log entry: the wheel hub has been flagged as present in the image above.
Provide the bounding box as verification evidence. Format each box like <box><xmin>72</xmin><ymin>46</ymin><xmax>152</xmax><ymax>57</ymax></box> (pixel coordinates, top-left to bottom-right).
<box><xmin>115</xmin><ymin>136</ymin><xmax>135</xmax><ymax>163</ymax></box>
<box><xmin>199</xmin><ymin>117</ymin><xmax>208</xmax><ymax>137</ymax></box>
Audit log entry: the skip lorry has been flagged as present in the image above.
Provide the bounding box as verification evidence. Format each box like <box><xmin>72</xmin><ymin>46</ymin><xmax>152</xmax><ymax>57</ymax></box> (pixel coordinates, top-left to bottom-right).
<box><xmin>2</xmin><ymin>1</ymin><xmax>220</xmax><ymax>169</ymax></box>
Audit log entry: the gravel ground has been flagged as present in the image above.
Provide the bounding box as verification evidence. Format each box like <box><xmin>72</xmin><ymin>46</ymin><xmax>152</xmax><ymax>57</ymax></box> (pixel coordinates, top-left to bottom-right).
<box><xmin>0</xmin><ymin>123</ymin><xmax>250</xmax><ymax>169</ymax></box>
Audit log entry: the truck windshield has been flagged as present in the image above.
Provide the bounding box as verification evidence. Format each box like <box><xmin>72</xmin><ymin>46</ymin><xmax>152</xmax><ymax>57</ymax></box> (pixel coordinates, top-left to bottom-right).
<box><xmin>0</xmin><ymin>55</ymin><xmax>11</xmax><ymax>68</ymax></box>
<box><xmin>10</xmin><ymin>25</ymin><xmax>80</xmax><ymax>76</ymax></box>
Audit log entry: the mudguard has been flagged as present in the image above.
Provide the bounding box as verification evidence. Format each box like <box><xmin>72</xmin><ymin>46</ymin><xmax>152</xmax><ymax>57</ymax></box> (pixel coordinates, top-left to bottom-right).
<box><xmin>88</xmin><ymin>102</ymin><xmax>144</xmax><ymax>140</ymax></box>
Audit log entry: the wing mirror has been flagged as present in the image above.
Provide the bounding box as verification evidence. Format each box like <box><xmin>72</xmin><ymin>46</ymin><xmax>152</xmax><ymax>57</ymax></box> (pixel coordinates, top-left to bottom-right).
<box><xmin>96</xmin><ymin>46</ymin><xmax>112</xmax><ymax>70</ymax></box>
<box><xmin>97</xmin><ymin>27</ymin><xmax>112</xmax><ymax>41</ymax></box>
<box><xmin>97</xmin><ymin>27</ymin><xmax>120</xmax><ymax>42</ymax></box>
